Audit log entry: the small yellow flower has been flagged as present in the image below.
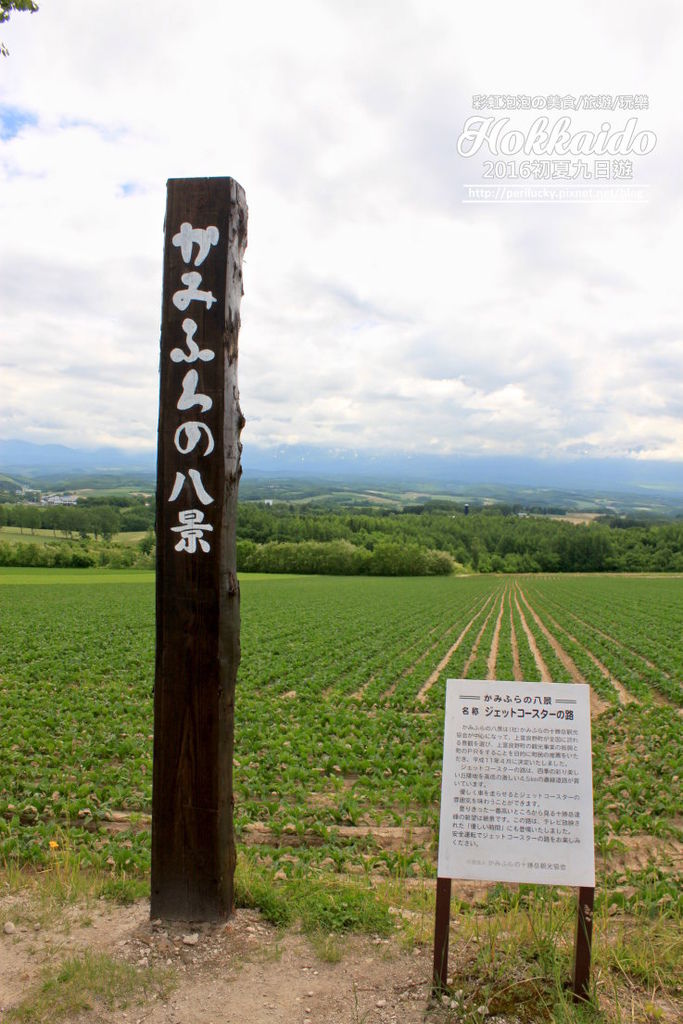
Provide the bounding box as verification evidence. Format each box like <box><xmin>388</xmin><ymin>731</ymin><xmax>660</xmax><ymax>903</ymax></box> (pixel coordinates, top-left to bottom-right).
<box><xmin>49</xmin><ymin>840</ymin><xmax>59</xmax><ymax>850</ymax></box>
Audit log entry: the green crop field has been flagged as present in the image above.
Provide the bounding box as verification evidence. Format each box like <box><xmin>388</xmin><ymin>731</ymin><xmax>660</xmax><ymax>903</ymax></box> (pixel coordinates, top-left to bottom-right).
<box><xmin>1</xmin><ymin>569</ymin><xmax>680</xmax><ymax>887</ymax></box>
<box><xmin>0</xmin><ymin>569</ymin><xmax>681</xmax><ymax>1018</ymax></box>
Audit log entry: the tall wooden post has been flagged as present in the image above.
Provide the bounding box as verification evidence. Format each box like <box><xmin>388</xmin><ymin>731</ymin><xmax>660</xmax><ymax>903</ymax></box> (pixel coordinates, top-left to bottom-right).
<box><xmin>151</xmin><ymin>177</ymin><xmax>247</xmax><ymax>920</ymax></box>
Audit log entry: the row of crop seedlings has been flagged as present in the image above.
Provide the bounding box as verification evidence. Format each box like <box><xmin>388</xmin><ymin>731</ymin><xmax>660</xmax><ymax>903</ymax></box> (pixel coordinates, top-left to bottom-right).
<box><xmin>461</xmin><ymin>587</ymin><xmax>506</xmax><ymax>680</ymax></box>
<box><xmin>522</xmin><ymin>579</ymin><xmax>680</xmax><ymax>705</ymax></box>
<box><xmin>377</xmin><ymin>583</ymin><xmax>495</xmax><ymax>706</ymax></box>
<box><xmin>419</xmin><ymin>585</ymin><xmax>502</xmax><ymax>710</ymax></box>
<box><xmin>0</xmin><ymin>582</ymin><xmax>154</xmax><ymax>687</ymax></box>
<box><xmin>0</xmin><ymin>584</ymin><xmax>155</xmax><ymax>872</ymax></box>
<box><xmin>238</xmin><ymin>698</ymin><xmax>442</xmax><ymax>830</ymax></box>
<box><xmin>511</xmin><ymin>583</ymin><xmax>570</xmax><ymax>684</ymax></box>
<box><xmin>358</xmin><ymin>707</ymin><xmax>445</xmax><ymax>826</ymax></box>
<box><xmin>508</xmin><ymin>584</ymin><xmax>594</xmax><ymax>690</ymax></box>
<box><xmin>508</xmin><ymin>584</ymin><xmax>542</xmax><ymax>683</ymax></box>
<box><xmin>488</xmin><ymin>584</ymin><xmax>518</xmax><ymax>681</ymax></box>
<box><xmin>491</xmin><ymin>587</ymin><xmax>515</xmax><ymax>681</ymax></box>
<box><xmin>596</xmin><ymin>588</ymin><xmax>683</xmax><ymax>701</ymax></box>
<box><xmin>509</xmin><ymin>590</ymin><xmax>542</xmax><ymax>682</ymax></box>
<box><xmin>591</xmin><ymin>703</ymin><xmax>682</xmax><ymax>842</ymax></box>
<box><xmin>534</xmin><ymin>586</ymin><xmax>675</xmax><ymax>704</ymax></box>
<box><xmin>516</xmin><ymin>585</ymin><xmax>610</xmax><ymax>696</ymax></box>
<box><xmin>362</xmin><ymin>586</ymin><xmax>481</xmax><ymax>707</ymax></box>
<box><xmin>240</xmin><ymin>579</ymin><xmax>422</xmax><ymax>701</ymax></box>
<box><xmin>235</xmin><ymin>699</ymin><xmax>443</xmax><ymax>844</ymax></box>
<box><xmin>516</xmin><ymin>584</ymin><xmax>630</xmax><ymax>703</ymax></box>
<box><xmin>527</xmin><ymin>576</ymin><xmax>683</xmax><ymax>689</ymax></box>
<box><xmin>379</xmin><ymin>597</ymin><xmax>470</xmax><ymax>701</ymax></box>
<box><xmin>236</xmin><ymin>581</ymin><xmax>456</xmax><ymax>836</ymax></box>
<box><xmin>386</xmin><ymin>585</ymin><xmax>499</xmax><ymax>709</ymax></box>
<box><xmin>434</xmin><ymin>587</ymin><xmax>498</xmax><ymax>684</ymax></box>
<box><xmin>535</xmin><ymin>576</ymin><xmax>680</xmax><ymax>657</ymax></box>
<box><xmin>348</xmin><ymin>578</ymin><xmax>491</xmax><ymax>706</ymax></box>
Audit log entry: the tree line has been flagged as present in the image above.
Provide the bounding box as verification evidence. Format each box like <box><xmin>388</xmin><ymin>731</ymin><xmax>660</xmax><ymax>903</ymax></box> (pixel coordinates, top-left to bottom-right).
<box><xmin>0</xmin><ymin>497</ymin><xmax>154</xmax><ymax>539</ymax></box>
<box><xmin>235</xmin><ymin>503</ymin><xmax>683</xmax><ymax>574</ymax></box>
<box><xmin>1</xmin><ymin>498</ymin><xmax>681</xmax><ymax>574</ymax></box>
<box><xmin>0</xmin><ymin>539</ymin><xmax>154</xmax><ymax>570</ymax></box>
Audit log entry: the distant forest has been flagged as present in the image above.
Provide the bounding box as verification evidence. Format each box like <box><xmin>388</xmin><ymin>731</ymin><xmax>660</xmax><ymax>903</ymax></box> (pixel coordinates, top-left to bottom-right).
<box><xmin>236</xmin><ymin>503</ymin><xmax>683</xmax><ymax>574</ymax></box>
<box><xmin>3</xmin><ymin>496</ymin><xmax>680</xmax><ymax>574</ymax></box>
<box><xmin>0</xmin><ymin>495</ymin><xmax>154</xmax><ymax>538</ymax></box>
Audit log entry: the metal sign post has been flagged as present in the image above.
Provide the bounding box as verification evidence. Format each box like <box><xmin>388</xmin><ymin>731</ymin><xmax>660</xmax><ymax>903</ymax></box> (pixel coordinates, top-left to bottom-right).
<box><xmin>432</xmin><ymin>879</ymin><xmax>596</xmax><ymax>1001</ymax></box>
<box><xmin>572</xmin><ymin>885</ymin><xmax>595</xmax><ymax>1002</ymax></box>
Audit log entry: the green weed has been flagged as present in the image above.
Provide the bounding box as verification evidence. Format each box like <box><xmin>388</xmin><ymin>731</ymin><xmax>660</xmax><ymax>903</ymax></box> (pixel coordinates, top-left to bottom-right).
<box><xmin>5</xmin><ymin>950</ymin><xmax>173</xmax><ymax>1023</ymax></box>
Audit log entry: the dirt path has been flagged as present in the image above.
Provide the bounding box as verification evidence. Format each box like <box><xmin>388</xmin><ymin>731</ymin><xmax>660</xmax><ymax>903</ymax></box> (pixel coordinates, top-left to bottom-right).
<box><xmin>2</xmin><ymin>874</ymin><xmax>680</xmax><ymax>1024</ymax></box>
<box><xmin>512</xmin><ymin>590</ymin><xmax>552</xmax><ymax>681</ymax></box>
<box><xmin>485</xmin><ymin>589</ymin><xmax>506</xmax><ymax>680</ymax></box>
<box><xmin>243</xmin><ymin>823</ymin><xmax>434</xmax><ymax>852</ymax></box>
<box><xmin>516</xmin><ymin>587</ymin><xmax>584</xmax><ymax>681</ymax></box>
<box><xmin>0</xmin><ymin>894</ymin><xmax>439</xmax><ymax>1024</ymax></box>
<box><xmin>415</xmin><ymin>594</ymin><xmax>495</xmax><ymax>704</ymax></box>
<box><xmin>351</xmin><ymin>672</ymin><xmax>375</xmax><ymax>701</ymax></box>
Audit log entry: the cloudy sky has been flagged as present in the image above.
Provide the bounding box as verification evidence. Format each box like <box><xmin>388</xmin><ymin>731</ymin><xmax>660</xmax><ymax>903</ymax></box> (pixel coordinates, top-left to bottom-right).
<box><xmin>1</xmin><ymin>0</ymin><xmax>681</xmax><ymax>463</ymax></box>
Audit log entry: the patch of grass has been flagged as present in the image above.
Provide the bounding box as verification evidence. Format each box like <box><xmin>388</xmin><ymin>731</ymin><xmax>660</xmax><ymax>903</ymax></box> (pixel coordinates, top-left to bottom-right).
<box><xmin>297</xmin><ymin>879</ymin><xmax>393</xmax><ymax>935</ymax></box>
<box><xmin>35</xmin><ymin>840</ymin><xmax>110</xmax><ymax>907</ymax></box>
<box><xmin>429</xmin><ymin>894</ymin><xmax>683</xmax><ymax>1023</ymax></box>
<box><xmin>602</xmin><ymin>865</ymin><xmax>682</xmax><ymax>918</ymax></box>
<box><xmin>439</xmin><ymin>898</ymin><xmax>607</xmax><ymax>1023</ymax></box>
<box><xmin>235</xmin><ymin>856</ymin><xmax>393</xmax><ymax>936</ymax></box>
<box><xmin>308</xmin><ymin>929</ymin><xmax>344</xmax><ymax>962</ymax></box>
<box><xmin>234</xmin><ymin>859</ymin><xmax>293</xmax><ymax>927</ymax></box>
<box><xmin>597</xmin><ymin>915</ymin><xmax>683</xmax><ymax>992</ymax></box>
<box><xmin>99</xmin><ymin>875</ymin><xmax>148</xmax><ymax>904</ymax></box>
<box><xmin>0</xmin><ymin>858</ymin><xmax>149</xmax><ymax>939</ymax></box>
<box><xmin>113</xmin><ymin>531</ymin><xmax>148</xmax><ymax>545</ymax></box>
<box><xmin>5</xmin><ymin>950</ymin><xmax>173</xmax><ymax>1023</ymax></box>
<box><xmin>377</xmin><ymin>877</ymin><xmax>434</xmax><ymax>948</ymax></box>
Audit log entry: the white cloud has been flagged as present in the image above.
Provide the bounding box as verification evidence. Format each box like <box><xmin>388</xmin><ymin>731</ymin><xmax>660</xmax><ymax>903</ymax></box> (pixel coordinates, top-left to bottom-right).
<box><xmin>0</xmin><ymin>0</ymin><xmax>681</xmax><ymax>461</ymax></box>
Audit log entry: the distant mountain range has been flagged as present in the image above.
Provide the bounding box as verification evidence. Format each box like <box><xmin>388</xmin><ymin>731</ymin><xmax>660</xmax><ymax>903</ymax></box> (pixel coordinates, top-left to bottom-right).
<box><xmin>0</xmin><ymin>439</ymin><xmax>156</xmax><ymax>476</ymax></box>
<box><xmin>243</xmin><ymin>445</ymin><xmax>683</xmax><ymax>497</ymax></box>
<box><xmin>1</xmin><ymin>438</ymin><xmax>681</xmax><ymax>501</ymax></box>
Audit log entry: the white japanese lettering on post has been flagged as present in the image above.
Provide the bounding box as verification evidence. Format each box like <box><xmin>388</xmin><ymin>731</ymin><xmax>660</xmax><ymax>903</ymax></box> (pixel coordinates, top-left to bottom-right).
<box><xmin>170</xmin><ymin>319</ymin><xmax>216</xmax><ymax>364</ymax></box>
<box><xmin>172</xmin><ymin>222</ymin><xmax>219</xmax><ymax>266</ymax></box>
<box><xmin>171</xmin><ymin>509</ymin><xmax>214</xmax><ymax>553</ymax></box>
<box><xmin>173</xmin><ymin>421</ymin><xmax>215</xmax><ymax>456</ymax></box>
<box><xmin>168</xmin><ymin>222</ymin><xmax>220</xmax><ymax>554</ymax></box>
<box><xmin>168</xmin><ymin>469</ymin><xmax>214</xmax><ymax>506</ymax></box>
<box><xmin>172</xmin><ymin>271</ymin><xmax>217</xmax><ymax>311</ymax></box>
<box><xmin>177</xmin><ymin>370</ymin><xmax>212</xmax><ymax>413</ymax></box>
<box><xmin>437</xmin><ymin>679</ymin><xmax>595</xmax><ymax>887</ymax></box>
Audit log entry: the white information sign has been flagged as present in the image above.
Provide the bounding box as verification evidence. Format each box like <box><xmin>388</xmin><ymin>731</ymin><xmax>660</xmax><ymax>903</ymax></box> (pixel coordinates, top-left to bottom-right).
<box><xmin>438</xmin><ymin>679</ymin><xmax>595</xmax><ymax>887</ymax></box>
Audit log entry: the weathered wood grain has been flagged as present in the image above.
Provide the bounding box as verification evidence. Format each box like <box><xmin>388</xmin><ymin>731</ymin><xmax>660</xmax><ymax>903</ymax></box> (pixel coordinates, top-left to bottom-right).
<box><xmin>151</xmin><ymin>177</ymin><xmax>247</xmax><ymax>920</ymax></box>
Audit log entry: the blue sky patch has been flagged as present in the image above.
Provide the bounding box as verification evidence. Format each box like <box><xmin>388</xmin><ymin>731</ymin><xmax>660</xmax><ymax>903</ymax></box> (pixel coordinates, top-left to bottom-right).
<box><xmin>0</xmin><ymin>105</ymin><xmax>37</xmax><ymax>140</ymax></box>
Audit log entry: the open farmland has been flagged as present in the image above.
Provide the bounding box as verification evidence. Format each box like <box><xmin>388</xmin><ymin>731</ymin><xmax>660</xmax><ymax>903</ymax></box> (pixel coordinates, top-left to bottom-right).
<box><xmin>0</xmin><ymin>569</ymin><xmax>681</xmax><ymax>1019</ymax></box>
<box><xmin>1</xmin><ymin>569</ymin><xmax>680</xmax><ymax>886</ymax></box>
